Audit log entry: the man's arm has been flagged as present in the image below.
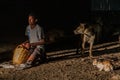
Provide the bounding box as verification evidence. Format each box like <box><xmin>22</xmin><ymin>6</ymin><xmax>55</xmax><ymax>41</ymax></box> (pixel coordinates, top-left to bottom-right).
<box><xmin>30</xmin><ymin>39</ymin><xmax>45</xmax><ymax>47</ymax></box>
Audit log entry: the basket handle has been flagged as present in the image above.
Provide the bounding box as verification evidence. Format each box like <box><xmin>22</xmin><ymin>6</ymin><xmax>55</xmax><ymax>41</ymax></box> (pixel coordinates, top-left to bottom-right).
<box><xmin>17</xmin><ymin>45</ymin><xmax>23</xmax><ymax>48</ymax></box>
<box><xmin>16</xmin><ymin>44</ymin><xmax>30</xmax><ymax>51</ymax></box>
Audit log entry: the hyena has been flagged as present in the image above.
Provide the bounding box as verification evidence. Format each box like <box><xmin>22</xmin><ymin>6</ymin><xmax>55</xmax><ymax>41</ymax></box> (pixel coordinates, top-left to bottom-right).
<box><xmin>92</xmin><ymin>58</ymin><xmax>113</xmax><ymax>71</ymax></box>
<box><xmin>74</xmin><ymin>23</ymin><xmax>102</xmax><ymax>57</ymax></box>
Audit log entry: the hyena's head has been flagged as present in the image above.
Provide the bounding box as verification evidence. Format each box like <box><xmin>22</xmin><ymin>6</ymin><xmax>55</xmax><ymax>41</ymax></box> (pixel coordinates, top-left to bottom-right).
<box><xmin>74</xmin><ymin>23</ymin><xmax>86</xmax><ymax>35</ymax></box>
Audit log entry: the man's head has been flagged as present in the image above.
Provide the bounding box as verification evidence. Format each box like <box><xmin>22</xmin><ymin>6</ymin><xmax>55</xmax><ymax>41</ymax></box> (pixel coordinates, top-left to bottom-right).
<box><xmin>28</xmin><ymin>13</ymin><xmax>38</xmax><ymax>26</ymax></box>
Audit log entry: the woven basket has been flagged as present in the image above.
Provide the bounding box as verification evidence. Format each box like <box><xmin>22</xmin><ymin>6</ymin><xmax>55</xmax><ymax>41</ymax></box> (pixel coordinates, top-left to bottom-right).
<box><xmin>13</xmin><ymin>45</ymin><xmax>30</xmax><ymax>65</ymax></box>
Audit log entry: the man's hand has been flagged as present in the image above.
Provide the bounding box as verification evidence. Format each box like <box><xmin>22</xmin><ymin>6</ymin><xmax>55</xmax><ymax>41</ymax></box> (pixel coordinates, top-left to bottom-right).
<box><xmin>21</xmin><ymin>42</ymin><xmax>31</xmax><ymax>49</ymax></box>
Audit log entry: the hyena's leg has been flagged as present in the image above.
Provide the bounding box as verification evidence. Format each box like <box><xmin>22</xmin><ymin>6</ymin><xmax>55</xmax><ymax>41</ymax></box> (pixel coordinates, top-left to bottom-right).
<box><xmin>99</xmin><ymin>67</ymin><xmax>103</xmax><ymax>71</ymax></box>
<box><xmin>81</xmin><ymin>36</ymin><xmax>85</xmax><ymax>55</ymax></box>
<box><xmin>89</xmin><ymin>42</ymin><xmax>93</xmax><ymax>57</ymax></box>
<box><xmin>76</xmin><ymin>35</ymin><xmax>81</xmax><ymax>54</ymax></box>
<box><xmin>89</xmin><ymin>35</ymin><xmax>95</xmax><ymax>57</ymax></box>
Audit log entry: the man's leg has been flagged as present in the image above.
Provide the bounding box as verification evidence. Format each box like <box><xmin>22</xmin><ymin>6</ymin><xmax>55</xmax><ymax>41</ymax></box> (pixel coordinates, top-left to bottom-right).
<box><xmin>39</xmin><ymin>48</ymin><xmax>47</xmax><ymax>62</ymax></box>
<box><xmin>27</xmin><ymin>48</ymin><xmax>40</xmax><ymax>63</ymax></box>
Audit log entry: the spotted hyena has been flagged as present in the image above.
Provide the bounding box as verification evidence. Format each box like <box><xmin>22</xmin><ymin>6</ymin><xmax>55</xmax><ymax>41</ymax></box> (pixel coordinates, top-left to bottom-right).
<box><xmin>74</xmin><ymin>23</ymin><xmax>102</xmax><ymax>57</ymax></box>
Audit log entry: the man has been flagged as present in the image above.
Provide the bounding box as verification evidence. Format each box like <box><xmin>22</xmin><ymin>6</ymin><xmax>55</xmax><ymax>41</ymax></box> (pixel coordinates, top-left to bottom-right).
<box><xmin>20</xmin><ymin>13</ymin><xmax>46</xmax><ymax>69</ymax></box>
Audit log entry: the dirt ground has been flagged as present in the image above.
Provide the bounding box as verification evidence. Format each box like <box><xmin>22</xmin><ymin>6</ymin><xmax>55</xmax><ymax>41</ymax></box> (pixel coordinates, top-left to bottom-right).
<box><xmin>0</xmin><ymin>40</ymin><xmax>120</xmax><ymax>80</ymax></box>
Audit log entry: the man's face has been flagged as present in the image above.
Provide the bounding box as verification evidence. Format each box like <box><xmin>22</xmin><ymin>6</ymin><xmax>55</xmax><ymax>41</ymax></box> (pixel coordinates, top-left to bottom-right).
<box><xmin>28</xmin><ymin>16</ymin><xmax>36</xmax><ymax>25</ymax></box>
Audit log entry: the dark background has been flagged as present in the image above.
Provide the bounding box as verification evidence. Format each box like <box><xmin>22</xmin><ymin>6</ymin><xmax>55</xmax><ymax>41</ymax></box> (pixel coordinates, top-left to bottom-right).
<box><xmin>0</xmin><ymin>0</ymin><xmax>120</xmax><ymax>43</ymax></box>
<box><xmin>0</xmin><ymin>0</ymin><xmax>90</xmax><ymax>38</ymax></box>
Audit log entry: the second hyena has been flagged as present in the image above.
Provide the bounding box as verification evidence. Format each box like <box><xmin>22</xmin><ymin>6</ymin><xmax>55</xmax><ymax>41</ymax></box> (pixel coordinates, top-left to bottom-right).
<box><xmin>74</xmin><ymin>23</ymin><xmax>102</xmax><ymax>57</ymax></box>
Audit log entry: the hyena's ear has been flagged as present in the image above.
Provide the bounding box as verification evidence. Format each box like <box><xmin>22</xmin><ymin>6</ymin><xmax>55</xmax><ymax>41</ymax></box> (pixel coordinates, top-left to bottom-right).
<box><xmin>80</xmin><ymin>23</ymin><xmax>85</xmax><ymax>29</ymax></box>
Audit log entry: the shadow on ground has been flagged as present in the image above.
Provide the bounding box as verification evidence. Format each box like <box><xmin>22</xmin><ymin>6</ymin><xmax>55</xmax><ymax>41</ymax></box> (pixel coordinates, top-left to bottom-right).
<box><xmin>46</xmin><ymin>41</ymin><xmax>120</xmax><ymax>63</ymax></box>
<box><xmin>0</xmin><ymin>50</ymin><xmax>13</xmax><ymax>63</ymax></box>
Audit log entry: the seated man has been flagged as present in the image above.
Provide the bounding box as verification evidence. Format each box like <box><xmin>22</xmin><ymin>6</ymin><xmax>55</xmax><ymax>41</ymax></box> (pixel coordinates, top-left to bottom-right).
<box><xmin>19</xmin><ymin>13</ymin><xmax>46</xmax><ymax>69</ymax></box>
